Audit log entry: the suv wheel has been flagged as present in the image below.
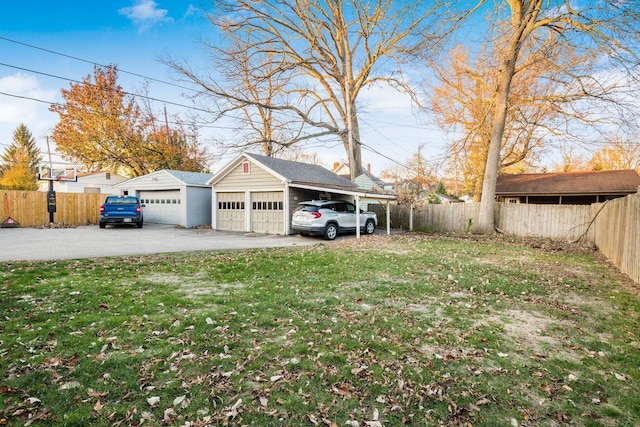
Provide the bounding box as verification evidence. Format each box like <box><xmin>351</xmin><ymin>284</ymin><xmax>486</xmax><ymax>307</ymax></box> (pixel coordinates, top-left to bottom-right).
<box><xmin>364</xmin><ymin>219</ymin><xmax>375</xmax><ymax>235</ymax></box>
<box><xmin>323</xmin><ymin>223</ymin><xmax>338</xmax><ymax>240</ymax></box>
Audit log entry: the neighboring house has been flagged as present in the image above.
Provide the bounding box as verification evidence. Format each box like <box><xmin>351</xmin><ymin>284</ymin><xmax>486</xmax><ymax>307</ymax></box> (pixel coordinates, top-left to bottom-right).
<box><xmin>496</xmin><ymin>170</ymin><xmax>640</xmax><ymax>205</ymax></box>
<box><xmin>209</xmin><ymin>152</ymin><xmax>395</xmax><ymax>235</ymax></box>
<box><xmin>332</xmin><ymin>162</ymin><xmax>387</xmax><ymax>192</ymax></box>
<box><xmin>114</xmin><ymin>170</ymin><xmax>213</xmax><ymax>227</ymax></box>
<box><xmin>37</xmin><ymin>171</ymin><xmax>128</xmax><ymax>194</ymax></box>
<box><xmin>435</xmin><ymin>194</ymin><xmax>461</xmax><ymax>205</ymax></box>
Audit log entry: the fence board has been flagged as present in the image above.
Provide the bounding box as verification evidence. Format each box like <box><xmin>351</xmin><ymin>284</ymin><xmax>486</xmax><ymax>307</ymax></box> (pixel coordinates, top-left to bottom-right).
<box><xmin>1</xmin><ymin>190</ymin><xmax>103</xmax><ymax>227</ymax></box>
<box><xmin>382</xmin><ymin>196</ymin><xmax>639</xmax><ymax>285</ymax></box>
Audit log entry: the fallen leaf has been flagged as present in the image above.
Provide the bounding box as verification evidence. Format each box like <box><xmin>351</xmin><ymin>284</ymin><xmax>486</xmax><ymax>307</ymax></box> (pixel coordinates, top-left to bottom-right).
<box><xmin>59</xmin><ymin>381</ymin><xmax>81</xmax><ymax>390</ymax></box>
<box><xmin>614</xmin><ymin>373</ymin><xmax>627</xmax><ymax>381</ymax></box>
<box><xmin>372</xmin><ymin>408</ymin><xmax>379</xmax><ymax>420</ymax></box>
<box><xmin>93</xmin><ymin>400</ymin><xmax>103</xmax><ymax>412</ymax></box>
<box><xmin>173</xmin><ymin>395</ymin><xmax>186</xmax><ymax>406</ymax></box>
<box><xmin>476</xmin><ymin>397</ymin><xmax>491</xmax><ymax>406</ymax></box>
<box><xmin>364</xmin><ymin>422</ymin><xmax>382</xmax><ymax>427</ymax></box>
<box><xmin>163</xmin><ymin>408</ymin><xmax>177</xmax><ymax>422</ymax></box>
<box><xmin>351</xmin><ymin>365</ymin><xmax>368</xmax><ymax>375</ymax></box>
<box><xmin>147</xmin><ymin>396</ymin><xmax>160</xmax><ymax>406</ymax></box>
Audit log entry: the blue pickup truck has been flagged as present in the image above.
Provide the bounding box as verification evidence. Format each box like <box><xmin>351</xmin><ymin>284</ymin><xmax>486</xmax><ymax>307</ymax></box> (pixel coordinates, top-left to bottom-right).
<box><xmin>99</xmin><ymin>195</ymin><xmax>144</xmax><ymax>228</ymax></box>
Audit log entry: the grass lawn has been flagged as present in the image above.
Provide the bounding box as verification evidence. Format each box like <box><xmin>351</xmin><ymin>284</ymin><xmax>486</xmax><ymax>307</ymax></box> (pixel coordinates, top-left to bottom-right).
<box><xmin>1</xmin><ymin>233</ymin><xmax>639</xmax><ymax>426</ymax></box>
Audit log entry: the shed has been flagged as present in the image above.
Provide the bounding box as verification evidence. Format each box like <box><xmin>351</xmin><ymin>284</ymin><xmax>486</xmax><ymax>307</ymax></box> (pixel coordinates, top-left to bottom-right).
<box><xmin>208</xmin><ymin>152</ymin><xmax>395</xmax><ymax>235</ymax></box>
<box><xmin>496</xmin><ymin>170</ymin><xmax>640</xmax><ymax>204</ymax></box>
<box><xmin>114</xmin><ymin>170</ymin><xmax>213</xmax><ymax>227</ymax></box>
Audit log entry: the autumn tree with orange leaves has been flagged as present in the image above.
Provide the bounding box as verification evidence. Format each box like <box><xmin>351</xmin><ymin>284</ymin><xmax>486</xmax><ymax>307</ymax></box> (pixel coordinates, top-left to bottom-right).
<box><xmin>50</xmin><ymin>65</ymin><xmax>208</xmax><ymax>177</ymax></box>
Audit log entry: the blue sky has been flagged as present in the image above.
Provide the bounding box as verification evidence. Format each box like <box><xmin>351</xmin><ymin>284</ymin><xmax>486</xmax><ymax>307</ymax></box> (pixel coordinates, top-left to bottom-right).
<box><xmin>0</xmin><ymin>1</ymin><xmax>449</xmax><ymax>175</ymax></box>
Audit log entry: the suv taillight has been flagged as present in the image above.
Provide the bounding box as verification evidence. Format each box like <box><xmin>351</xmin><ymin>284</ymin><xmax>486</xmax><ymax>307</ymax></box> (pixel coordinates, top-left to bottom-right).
<box><xmin>99</xmin><ymin>204</ymin><xmax>104</xmax><ymax>214</ymax></box>
<box><xmin>136</xmin><ymin>205</ymin><xmax>141</xmax><ymax>214</ymax></box>
<box><xmin>310</xmin><ymin>212</ymin><xmax>321</xmax><ymax>219</ymax></box>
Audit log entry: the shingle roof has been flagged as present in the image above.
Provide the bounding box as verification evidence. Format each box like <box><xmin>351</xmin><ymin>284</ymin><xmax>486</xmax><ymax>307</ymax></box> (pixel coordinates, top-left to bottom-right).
<box><xmin>246</xmin><ymin>153</ymin><xmax>360</xmax><ymax>191</ymax></box>
<box><xmin>164</xmin><ymin>170</ymin><xmax>214</xmax><ymax>186</ymax></box>
<box><xmin>496</xmin><ymin>170</ymin><xmax>640</xmax><ymax>195</ymax></box>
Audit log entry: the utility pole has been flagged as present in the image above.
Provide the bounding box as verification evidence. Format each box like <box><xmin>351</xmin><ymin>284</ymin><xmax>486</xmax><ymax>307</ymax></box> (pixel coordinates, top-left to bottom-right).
<box><xmin>343</xmin><ymin>35</ymin><xmax>356</xmax><ymax>182</ymax></box>
<box><xmin>45</xmin><ymin>136</ymin><xmax>55</xmax><ymax>223</ymax></box>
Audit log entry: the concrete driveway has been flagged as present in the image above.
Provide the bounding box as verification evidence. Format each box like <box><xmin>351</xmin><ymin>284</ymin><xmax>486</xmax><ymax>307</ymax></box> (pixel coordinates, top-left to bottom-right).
<box><xmin>0</xmin><ymin>223</ymin><xmax>319</xmax><ymax>262</ymax></box>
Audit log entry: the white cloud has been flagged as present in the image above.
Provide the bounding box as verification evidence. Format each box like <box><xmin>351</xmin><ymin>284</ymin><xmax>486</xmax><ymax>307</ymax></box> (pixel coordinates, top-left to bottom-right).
<box><xmin>119</xmin><ymin>0</ymin><xmax>173</xmax><ymax>32</ymax></box>
<box><xmin>0</xmin><ymin>74</ymin><xmax>56</xmax><ymax>125</ymax></box>
<box><xmin>0</xmin><ymin>73</ymin><xmax>59</xmax><ymax>150</ymax></box>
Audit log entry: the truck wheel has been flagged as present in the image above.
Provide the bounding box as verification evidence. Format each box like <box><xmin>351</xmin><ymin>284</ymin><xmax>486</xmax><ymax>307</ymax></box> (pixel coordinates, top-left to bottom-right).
<box><xmin>323</xmin><ymin>223</ymin><xmax>338</xmax><ymax>240</ymax></box>
<box><xmin>137</xmin><ymin>221</ymin><xmax>143</xmax><ymax>228</ymax></box>
<box><xmin>365</xmin><ymin>220</ymin><xmax>375</xmax><ymax>235</ymax></box>
<box><xmin>99</xmin><ymin>222</ymin><xmax>105</xmax><ymax>229</ymax></box>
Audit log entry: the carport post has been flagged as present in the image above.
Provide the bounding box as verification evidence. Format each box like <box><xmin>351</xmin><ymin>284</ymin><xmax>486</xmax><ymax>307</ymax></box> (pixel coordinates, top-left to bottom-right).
<box><xmin>410</xmin><ymin>203</ymin><xmax>414</xmax><ymax>231</ymax></box>
<box><xmin>355</xmin><ymin>194</ymin><xmax>361</xmax><ymax>239</ymax></box>
<box><xmin>386</xmin><ymin>201</ymin><xmax>391</xmax><ymax>235</ymax></box>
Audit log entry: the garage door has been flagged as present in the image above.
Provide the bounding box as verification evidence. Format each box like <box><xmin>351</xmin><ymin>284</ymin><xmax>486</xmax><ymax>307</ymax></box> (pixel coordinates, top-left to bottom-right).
<box><xmin>139</xmin><ymin>190</ymin><xmax>181</xmax><ymax>225</ymax></box>
<box><xmin>251</xmin><ymin>191</ymin><xmax>284</xmax><ymax>234</ymax></box>
<box><xmin>217</xmin><ymin>192</ymin><xmax>246</xmax><ymax>231</ymax></box>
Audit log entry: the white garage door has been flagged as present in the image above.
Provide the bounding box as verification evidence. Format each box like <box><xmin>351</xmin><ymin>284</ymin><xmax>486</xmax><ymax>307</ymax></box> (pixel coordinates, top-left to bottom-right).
<box><xmin>251</xmin><ymin>191</ymin><xmax>284</xmax><ymax>234</ymax></box>
<box><xmin>139</xmin><ymin>190</ymin><xmax>181</xmax><ymax>225</ymax></box>
<box><xmin>216</xmin><ymin>192</ymin><xmax>246</xmax><ymax>231</ymax></box>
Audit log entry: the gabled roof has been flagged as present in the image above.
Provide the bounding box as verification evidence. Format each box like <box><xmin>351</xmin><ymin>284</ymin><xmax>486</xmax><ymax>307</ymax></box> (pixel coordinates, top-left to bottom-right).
<box><xmin>210</xmin><ymin>152</ymin><xmax>395</xmax><ymax>199</ymax></box>
<box><xmin>115</xmin><ymin>169</ymin><xmax>213</xmax><ymax>188</ymax></box>
<box><xmin>163</xmin><ymin>170</ymin><xmax>214</xmax><ymax>186</ymax></box>
<box><xmin>496</xmin><ymin>170</ymin><xmax>640</xmax><ymax>195</ymax></box>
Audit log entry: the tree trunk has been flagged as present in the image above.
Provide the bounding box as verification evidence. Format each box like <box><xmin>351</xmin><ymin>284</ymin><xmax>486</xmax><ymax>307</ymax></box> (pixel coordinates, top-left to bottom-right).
<box><xmin>475</xmin><ymin>54</ymin><xmax>517</xmax><ymax>233</ymax></box>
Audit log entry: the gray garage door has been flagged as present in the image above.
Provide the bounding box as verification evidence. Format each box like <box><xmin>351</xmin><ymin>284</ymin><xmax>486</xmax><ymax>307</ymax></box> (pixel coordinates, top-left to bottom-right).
<box><xmin>139</xmin><ymin>190</ymin><xmax>181</xmax><ymax>224</ymax></box>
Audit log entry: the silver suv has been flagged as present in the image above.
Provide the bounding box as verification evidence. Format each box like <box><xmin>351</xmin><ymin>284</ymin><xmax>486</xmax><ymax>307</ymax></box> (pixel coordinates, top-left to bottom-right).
<box><xmin>291</xmin><ymin>200</ymin><xmax>377</xmax><ymax>240</ymax></box>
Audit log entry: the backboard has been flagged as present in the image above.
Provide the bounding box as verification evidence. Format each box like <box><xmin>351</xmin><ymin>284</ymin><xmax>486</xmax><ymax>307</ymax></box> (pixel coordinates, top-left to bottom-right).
<box><xmin>38</xmin><ymin>163</ymin><xmax>78</xmax><ymax>182</ymax></box>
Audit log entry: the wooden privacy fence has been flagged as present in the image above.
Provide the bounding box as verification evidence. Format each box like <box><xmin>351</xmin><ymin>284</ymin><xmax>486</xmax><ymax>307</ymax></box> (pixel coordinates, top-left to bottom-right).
<box><xmin>370</xmin><ymin>194</ymin><xmax>640</xmax><ymax>284</ymax></box>
<box><xmin>1</xmin><ymin>190</ymin><xmax>103</xmax><ymax>226</ymax></box>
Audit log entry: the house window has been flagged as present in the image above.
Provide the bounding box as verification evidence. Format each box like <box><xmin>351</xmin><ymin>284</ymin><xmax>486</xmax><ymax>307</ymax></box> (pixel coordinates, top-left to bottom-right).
<box><xmin>106</xmin><ymin>172</ymin><xmax>111</xmax><ymax>180</ymax></box>
<box><xmin>505</xmin><ymin>197</ymin><xmax>520</xmax><ymax>204</ymax></box>
<box><xmin>242</xmin><ymin>161</ymin><xmax>251</xmax><ymax>174</ymax></box>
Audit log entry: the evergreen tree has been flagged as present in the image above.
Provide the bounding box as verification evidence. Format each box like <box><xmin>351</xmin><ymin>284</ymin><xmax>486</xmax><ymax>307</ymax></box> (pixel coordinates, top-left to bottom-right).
<box><xmin>0</xmin><ymin>124</ymin><xmax>41</xmax><ymax>190</ymax></box>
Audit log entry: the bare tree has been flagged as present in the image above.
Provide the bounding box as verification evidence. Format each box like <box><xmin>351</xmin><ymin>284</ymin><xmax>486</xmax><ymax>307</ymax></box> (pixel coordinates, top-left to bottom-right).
<box><xmin>166</xmin><ymin>0</ymin><xmax>455</xmax><ymax>181</ymax></box>
<box><xmin>587</xmin><ymin>134</ymin><xmax>640</xmax><ymax>172</ymax></box>
<box><xmin>474</xmin><ymin>0</ymin><xmax>640</xmax><ymax>233</ymax></box>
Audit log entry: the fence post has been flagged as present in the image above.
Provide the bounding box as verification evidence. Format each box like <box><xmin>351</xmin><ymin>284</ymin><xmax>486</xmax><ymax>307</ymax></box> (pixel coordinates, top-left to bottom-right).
<box><xmin>409</xmin><ymin>203</ymin><xmax>413</xmax><ymax>231</ymax></box>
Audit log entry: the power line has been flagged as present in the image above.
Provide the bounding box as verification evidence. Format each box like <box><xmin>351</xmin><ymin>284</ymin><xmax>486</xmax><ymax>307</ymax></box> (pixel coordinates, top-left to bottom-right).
<box><xmin>0</xmin><ymin>36</ymin><xmax>197</xmax><ymax>94</ymax></box>
<box><xmin>0</xmin><ymin>62</ymin><xmax>212</xmax><ymax>115</ymax></box>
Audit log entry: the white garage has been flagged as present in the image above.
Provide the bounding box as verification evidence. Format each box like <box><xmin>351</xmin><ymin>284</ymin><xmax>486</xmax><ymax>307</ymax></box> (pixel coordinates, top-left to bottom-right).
<box><xmin>209</xmin><ymin>152</ymin><xmax>395</xmax><ymax>235</ymax></box>
<box><xmin>114</xmin><ymin>170</ymin><xmax>213</xmax><ymax>228</ymax></box>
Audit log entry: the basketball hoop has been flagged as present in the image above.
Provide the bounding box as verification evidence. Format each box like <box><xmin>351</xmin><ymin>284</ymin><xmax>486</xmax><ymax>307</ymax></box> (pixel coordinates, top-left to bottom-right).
<box><xmin>38</xmin><ymin>162</ymin><xmax>78</xmax><ymax>182</ymax></box>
